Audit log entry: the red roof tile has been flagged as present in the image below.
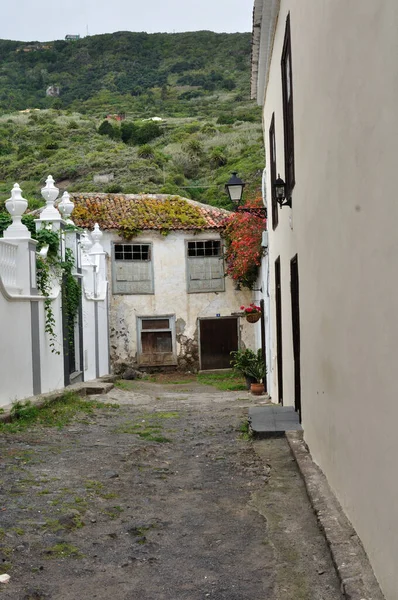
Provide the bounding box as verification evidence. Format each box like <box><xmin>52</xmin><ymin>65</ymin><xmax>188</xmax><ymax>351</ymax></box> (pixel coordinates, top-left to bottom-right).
<box><xmin>70</xmin><ymin>193</ymin><xmax>231</xmax><ymax>233</ymax></box>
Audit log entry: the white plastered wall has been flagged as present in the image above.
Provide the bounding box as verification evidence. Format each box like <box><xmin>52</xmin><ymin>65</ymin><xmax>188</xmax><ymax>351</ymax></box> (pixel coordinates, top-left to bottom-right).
<box><xmin>262</xmin><ymin>1</ymin><xmax>398</xmax><ymax>597</ymax></box>
<box><xmin>0</xmin><ymin>292</ymin><xmax>34</xmax><ymax>406</ymax></box>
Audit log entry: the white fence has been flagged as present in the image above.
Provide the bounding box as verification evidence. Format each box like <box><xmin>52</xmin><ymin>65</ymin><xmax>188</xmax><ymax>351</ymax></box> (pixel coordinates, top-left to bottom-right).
<box><xmin>0</xmin><ymin>178</ymin><xmax>110</xmax><ymax>408</ymax></box>
<box><xmin>0</xmin><ymin>241</ymin><xmax>17</xmax><ymax>289</ymax></box>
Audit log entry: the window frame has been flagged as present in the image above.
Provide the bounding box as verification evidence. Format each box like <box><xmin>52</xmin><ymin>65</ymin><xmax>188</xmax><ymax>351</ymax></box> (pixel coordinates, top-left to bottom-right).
<box><xmin>281</xmin><ymin>13</ymin><xmax>295</xmax><ymax>198</ymax></box>
<box><xmin>112</xmin><ymin>241</ymin><xmax>154</xmax><ymax>295</ymax></box>
<box><xmin>136</xmin><ymin>314</ymin><xmax>177</xmax><ymax>365</ymax></box>
<box><xmin>185</xmin><ymin>238</ymin><xmax>225</xmax><ymax>294</ymax></box>
<box><xmin>269</xmin><ymin>113</ymin><xmax>278</xmax><ymax>230</ymax></box>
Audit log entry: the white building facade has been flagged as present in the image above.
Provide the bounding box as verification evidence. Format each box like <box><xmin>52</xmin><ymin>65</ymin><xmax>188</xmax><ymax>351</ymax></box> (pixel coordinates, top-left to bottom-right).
<box><xmin>252</xmin><ymin>1</ymin><xmax>398</xmax><ymax>597</ymax></box>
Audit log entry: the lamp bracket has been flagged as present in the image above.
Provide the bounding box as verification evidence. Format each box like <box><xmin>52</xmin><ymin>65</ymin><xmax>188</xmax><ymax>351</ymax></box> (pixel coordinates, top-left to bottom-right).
<box><xmin>236</xmin><ymin>207</ymin><xmax>267</xmax><ymax>218</ymax></box>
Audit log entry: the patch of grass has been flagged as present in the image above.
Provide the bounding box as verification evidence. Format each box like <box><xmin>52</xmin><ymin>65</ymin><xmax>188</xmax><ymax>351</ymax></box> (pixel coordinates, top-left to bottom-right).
<box><xmin>74</xmin><ymin>496</ymin><xmax>88</xmax><ymax>507</ymax></box>
<box><xmin>0</xmin><ymin>561</ymin><xmax>12</xmax><ymax>574</ymax></box>
<box><xmin>0</xmin><ymin>392</ymin><xmax>119</xmax><ymax>433</ymax></box>
<box><xmin>45</xmin><ymin>542</ymin><xmax>83</xmax><ymax>559</ymax></box>
<box><xmin>114</xmin><ymin>380</ymin><xmax>140</xmax><ymax>390</ymax></box>
<box><xmin>100</xmin><ymin>492</ymin><xmax>119</xmax><ymax>499</ymax></box>
<box><xmin>85</xmin><ymin>480</ymin><xmax>104</xmax><ymax>493</ymax></box>
<box><xmin>153</xmin><ymin>411</ymin><xmax>180</xmax><ymax>419</ymax></box>
<box><xmin>114</xmin><ymin>419</ymin><xmax>172</xmax><ymax>443</ymax></box>
<box><xmin>43</xmin><ymin>519</ymin><xmax>64</xmax><ymax>533</ymax></box>
<box><xmin>103</xmin><ymin>506</ymin><xmax>124</xmax><ymax>519</ymax></box>
<box><xmin>197</xmin><ymin>371</ymin><xmax>247</xmax><ymax>390</ymax></box>
<box><xmin>239</xmin><ymin>419</ymin><xmax>252</xmax><ymax>440</ymax></box>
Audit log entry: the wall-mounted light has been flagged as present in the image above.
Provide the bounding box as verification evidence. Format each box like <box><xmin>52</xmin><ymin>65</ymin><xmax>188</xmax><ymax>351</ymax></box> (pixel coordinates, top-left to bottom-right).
<box><xmin>274</xmin><ymin>175</ymin><xmax>291</xmax><ymax>208</ymax></box>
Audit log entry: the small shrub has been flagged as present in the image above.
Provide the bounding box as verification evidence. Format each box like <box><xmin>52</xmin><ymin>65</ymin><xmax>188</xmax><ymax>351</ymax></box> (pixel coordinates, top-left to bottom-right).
<box><xmin>137</xmin><ymin>144</ymin><xmax>155</xmax><ymax>159</ymax></box>
<box><xmin>105</xmin><ymin>183</ymin><xmax>123</xmax><ymax>193</ymax></box>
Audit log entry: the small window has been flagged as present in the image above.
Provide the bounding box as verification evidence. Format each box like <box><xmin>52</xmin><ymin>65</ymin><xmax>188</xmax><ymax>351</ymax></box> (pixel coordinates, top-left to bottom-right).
<box><xmin>114</xmin><ymin>244</ymin><xmax>150</xmax><ymax>261</ymax></box>
<box><xmin>138</xmin><ymin>316</ymin><xmax>176</xmax><ymax>366</ymax></box>
<box><xmin>188</xmin><ymin>240</ymin><xmax>221</xmax><ymax>257</ymax></box>
<box><xmin>269</xmin><ymin>114</ymin><xmax>278</xmax><ymax>230</ymax></box>
<box><xmin>186</xmin><ymin>240</ymin><xmax>225</xmax><ymax>293</ymax></box>
<box><xmin>281</xmin><ymin>13</ymin><xmax>295</xmax><ymax>197</ymax></box>
<box><xmin>112</xmin><ymin>242</ymin><xmax>154</xmax><ymax>294</ymax></box>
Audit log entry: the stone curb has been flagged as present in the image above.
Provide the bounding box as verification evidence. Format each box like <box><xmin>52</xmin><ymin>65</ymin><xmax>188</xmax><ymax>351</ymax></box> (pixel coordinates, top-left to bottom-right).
<box><xmin>0</xmin><ymin>375</ymin><xmax>116</xmax><ymax>424</ymax></box>
<box><xmin>285</xmin><ymin>431</ymin><xmax>385</xmax><ymax>600</ymax></box>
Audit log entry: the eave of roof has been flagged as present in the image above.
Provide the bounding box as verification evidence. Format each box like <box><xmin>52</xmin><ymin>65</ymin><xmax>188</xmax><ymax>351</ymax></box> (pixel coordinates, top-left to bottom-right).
<box><xmin>251</xmin><ymin>0</ymin><xmax>281</xmax><ymax>106</ymax></box>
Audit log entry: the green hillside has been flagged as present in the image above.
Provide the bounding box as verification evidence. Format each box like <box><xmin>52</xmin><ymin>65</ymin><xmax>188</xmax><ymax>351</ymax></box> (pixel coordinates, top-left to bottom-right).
<box><xmin>0</xmin><ymin>31</ymin><xmax>264</xmax><ymax>209</ymax></box>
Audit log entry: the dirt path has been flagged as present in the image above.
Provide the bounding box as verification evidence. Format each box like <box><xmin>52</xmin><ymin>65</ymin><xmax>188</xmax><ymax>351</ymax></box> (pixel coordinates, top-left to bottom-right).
<box><xmin>0</xmin><ymin>382</ymin><xmax>343</xmax><ymax>599</ymax></box>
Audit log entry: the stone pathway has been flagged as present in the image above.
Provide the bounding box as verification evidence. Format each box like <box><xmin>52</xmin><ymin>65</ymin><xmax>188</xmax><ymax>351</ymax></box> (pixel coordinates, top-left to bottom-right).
<box><xmin>0</xmin><ymin>381</ymin><xmax>342</xmax><ymax>599</ymax></box>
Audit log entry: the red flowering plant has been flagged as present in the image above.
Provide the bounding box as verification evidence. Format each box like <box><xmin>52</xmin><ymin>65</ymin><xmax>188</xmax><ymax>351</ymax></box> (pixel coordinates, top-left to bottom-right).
<box><xmin>222</xmin><ymin>196</ymin><xmax>266</xmax><ymax>289</ymax></box>
<box><xmin>240</xmin><ymin>303</ymin><xmax>261</xmax><ymax>315</ymax></box>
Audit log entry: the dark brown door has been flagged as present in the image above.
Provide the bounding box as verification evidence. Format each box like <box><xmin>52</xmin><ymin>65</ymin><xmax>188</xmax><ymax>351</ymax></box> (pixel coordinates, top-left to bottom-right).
<box><xmin>200</xmin><ymin>318</ymin><xmax>238</xmax><ymax>370</ymax></box>
<box><xmin>275</xmin><ymin>257</ymin><xmax>283</xmax><ymax>404</ymax></box>
<box><xmin>290</xmin><ymin>255</ymin><xmax>301</xmax><ymax>419</ymax></box>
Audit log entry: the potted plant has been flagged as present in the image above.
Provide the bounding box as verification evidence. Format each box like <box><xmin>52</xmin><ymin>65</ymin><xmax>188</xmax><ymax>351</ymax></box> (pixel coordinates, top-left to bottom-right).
<box><xmin>240</xmin><ymin>303</ymin><xmax>262</xmax><ymax>323</ymax></box>
<box><xmin>230</xmin><ymin>348</ymin><xmax>258</xmax><ymax>389</ymax></box>
<box><xmin>243</xmin><ymin>349</ymin><xmax>266</xmax><ymax>395</ymax></box>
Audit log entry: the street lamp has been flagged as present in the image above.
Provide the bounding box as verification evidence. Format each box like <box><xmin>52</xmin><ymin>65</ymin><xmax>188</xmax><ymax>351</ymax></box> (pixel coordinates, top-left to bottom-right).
<box><xmin>225</xmin><ymin>172</ymin><xmax>267</xmax><ymax>218</ymax></box>
<box><xmin>274</xmin><ymin>175</ymin><xmax>291</xmax><ymax>208</ymax></box>
<box><xmin>225</xmin><ymin>172</ymin><xmax>245</xmax><ymax>204</ymax></box>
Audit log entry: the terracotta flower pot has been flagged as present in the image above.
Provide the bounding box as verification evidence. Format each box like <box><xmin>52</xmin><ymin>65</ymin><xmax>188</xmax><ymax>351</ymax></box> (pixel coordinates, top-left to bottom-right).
<box><xmin>246</xmin><ymin>312</ymin><xmax>261</xmax><ymax>323</ymax></box>
<box><xmin>250</xmin><ymin>382</ymin><xmax>265</xmax><ymax>395</ymax></box>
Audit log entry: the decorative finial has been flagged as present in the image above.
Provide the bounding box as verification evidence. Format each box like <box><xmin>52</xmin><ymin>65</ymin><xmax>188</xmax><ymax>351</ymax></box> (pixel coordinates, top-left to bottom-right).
<box><xmin>89</xmin><ymin>223</ymin><xmax>104</xmax><ymax>254</ymax></box>
<box><xmin>4</xmin><ymin>183</ymin><xmax>30</xmax><ymax>239</ymax></box>
<box><xmin>40</xmin><ymin>175</ymin><xmax>61</xmax><ymax>220</ymax></box>
<box><xmin>58</xmin><ymin>191</ymin><xmax>75</xmax><ymax>224</ymax></box>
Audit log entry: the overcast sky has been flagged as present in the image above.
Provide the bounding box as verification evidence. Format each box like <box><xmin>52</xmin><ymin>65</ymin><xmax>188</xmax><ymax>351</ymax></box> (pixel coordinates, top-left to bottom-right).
<box><xmin>1</xmin><ymin>0</ymin><xmax>254</xmax><ymax>42</ymax></box>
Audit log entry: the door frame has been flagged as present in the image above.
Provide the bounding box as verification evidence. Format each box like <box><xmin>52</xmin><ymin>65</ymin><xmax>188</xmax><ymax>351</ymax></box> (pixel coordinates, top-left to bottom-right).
<box><xmin>275</xmin><ymin>257</ymin><xmax>283</xmax><ymax>404</ymax></box>
<box><xmin>198</xmin><ymin>316</ymin><xmax>240</xmax><ymax>371</ymax></box>
<box><xmin>290</xmin><ymin>254</ymin><xmax>301</xmax><ymax>419</ymax></box>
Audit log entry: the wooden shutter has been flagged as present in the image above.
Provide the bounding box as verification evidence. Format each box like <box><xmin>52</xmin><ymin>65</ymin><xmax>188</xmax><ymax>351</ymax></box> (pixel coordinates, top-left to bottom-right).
<box><xmin>188</xmin><ymin>256</ymin><xmax>225</xmax><ymax>293</ymax></box>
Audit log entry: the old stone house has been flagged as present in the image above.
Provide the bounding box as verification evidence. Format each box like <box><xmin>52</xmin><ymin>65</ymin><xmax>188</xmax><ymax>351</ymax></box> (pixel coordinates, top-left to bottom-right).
<box><xmin>72</xmin><ymin>193</ymin><xmax>256</xmax><ymax>373</ymax></box>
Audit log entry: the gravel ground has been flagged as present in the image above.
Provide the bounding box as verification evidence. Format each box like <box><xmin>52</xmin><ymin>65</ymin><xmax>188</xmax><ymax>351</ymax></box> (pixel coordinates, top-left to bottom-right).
<box><xmin>0</xmin><ymin>381</ymin><xmax>343</xmax><ymax>600</ymax></box>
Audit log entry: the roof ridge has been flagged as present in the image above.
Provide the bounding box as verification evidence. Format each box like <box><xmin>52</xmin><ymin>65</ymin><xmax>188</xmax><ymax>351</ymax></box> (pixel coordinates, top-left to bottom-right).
<box><xmin>69</xmin><ymin>192</ymin><xmax>232</xmax><ymax>215</ymax></box>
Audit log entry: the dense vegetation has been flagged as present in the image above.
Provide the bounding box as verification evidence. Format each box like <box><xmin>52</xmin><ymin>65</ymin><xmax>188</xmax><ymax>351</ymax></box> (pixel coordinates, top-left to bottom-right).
<box><xmin>0</xmin><ymin>31</ymin><xmax>250</xmax><ymax>114</ymax></box>
<box><xmin>0</xmin><ymin>31</ymin><xmax>264</xmax><ymax>209</ymax></box>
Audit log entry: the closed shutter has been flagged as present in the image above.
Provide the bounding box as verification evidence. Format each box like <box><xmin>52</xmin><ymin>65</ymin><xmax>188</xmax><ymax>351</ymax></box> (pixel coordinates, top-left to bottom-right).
<box><xmin>188</xmin><ymin>256</ymin><xmax>224</xmax><ymax>292</ymax></box>
<box><xmin>113</xmin><ymin>258</ymin><xmax>153</xmax><ymax>294</ymax></box>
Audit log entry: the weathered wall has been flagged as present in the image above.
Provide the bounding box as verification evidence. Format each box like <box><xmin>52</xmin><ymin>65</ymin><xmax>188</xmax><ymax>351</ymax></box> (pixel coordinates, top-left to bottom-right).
<box><xmin>261</xmin><ymin>1</ymin><xmax>398</xmax><ymax>597</ymax></box>
<box><xmin>101</xmin><ymin>230</ymin><xmax>257</xmax><ymax>371</ymax></box>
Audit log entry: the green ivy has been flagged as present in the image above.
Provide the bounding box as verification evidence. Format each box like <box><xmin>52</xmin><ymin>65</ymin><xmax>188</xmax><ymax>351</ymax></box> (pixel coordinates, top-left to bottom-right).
<box><xmin>34</xmin><ymin>229</ymin><xmax>81</xmax><ymax>354</ymax></box>
<box><xmin>62</xmin><ymin>248</ymin><xmax>81</xmax><ymax>346</ymax></box>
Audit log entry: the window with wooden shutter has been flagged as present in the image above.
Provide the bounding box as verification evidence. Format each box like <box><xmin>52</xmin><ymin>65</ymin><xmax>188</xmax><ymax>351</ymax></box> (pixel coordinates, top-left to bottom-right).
<box><xmin>281</xmin><ymin>14</ymin><xmax>295</xmax><ymax>197</ymax></box>
<box><xmin>112</xmin><ymin>243</ymin><xmax>154</xmax><ymax>294</ymax></box>
<box><xmin>269</xmin><ymin>113</ymin><xmax>278</xmax><ymax>229</ymax></box>
<box><xmin>137</xmin><ymin>315</ymin><xmax>176</xmax><ymax>366</ymax></box>
<box><xmin>186</xmin><ymin>240</ymin><xmax>225</xmax><ymax>293</ymax></box>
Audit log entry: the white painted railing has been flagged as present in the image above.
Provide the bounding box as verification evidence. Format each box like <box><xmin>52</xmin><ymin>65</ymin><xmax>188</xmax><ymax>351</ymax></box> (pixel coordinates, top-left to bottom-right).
<box><xmin>0</xmin><ymin>241</ymin><xmax>18</xmax><ymax>288</ymax></box>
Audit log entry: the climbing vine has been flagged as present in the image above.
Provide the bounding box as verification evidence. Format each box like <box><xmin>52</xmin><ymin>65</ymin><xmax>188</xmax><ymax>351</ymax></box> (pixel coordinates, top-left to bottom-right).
<box><xmin>62</xmin><ymin>248</ymin><xmax>81</xmax><ymax>342</ymax></box>
<box><xmin>34</xmin><ymin>228</ymin><xmax>81</xmax><ymax>354</ymax></box>
<box><xmin>222</xmin><ymin>197</ymin><xmax>266</xmax><ymax>290</ymax></box>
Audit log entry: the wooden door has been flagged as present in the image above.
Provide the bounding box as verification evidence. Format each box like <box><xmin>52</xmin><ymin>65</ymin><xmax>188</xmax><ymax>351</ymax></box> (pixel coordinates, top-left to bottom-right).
<box><xmin>275</xmin><ymin>257</ymin><xmax>283</xmax><ymax>404</ymax></box>
<box><xmin>199</xmin><ymin>318</ymin><xmax>238</xmax><ymax>370</ymax></box>
<box><xmin>290</xmin><ymin>255</ymin><xmax>301</xmax><ymax>419</ymax></box>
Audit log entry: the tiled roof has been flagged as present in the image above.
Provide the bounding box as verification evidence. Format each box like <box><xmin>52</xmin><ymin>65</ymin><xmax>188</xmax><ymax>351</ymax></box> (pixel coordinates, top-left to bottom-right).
<box><xmin>70</xmin><ymin>193</ymin><xmax>231</xmax><ymax>232</ymax></box>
